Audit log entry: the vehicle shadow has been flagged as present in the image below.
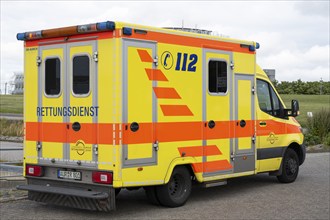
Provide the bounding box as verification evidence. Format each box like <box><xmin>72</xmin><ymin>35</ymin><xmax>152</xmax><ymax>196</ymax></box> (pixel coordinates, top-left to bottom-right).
<box><xmin>40</xmin><ymin>173</ymin><xmax>280</xmax><ymax>217</ymax></box>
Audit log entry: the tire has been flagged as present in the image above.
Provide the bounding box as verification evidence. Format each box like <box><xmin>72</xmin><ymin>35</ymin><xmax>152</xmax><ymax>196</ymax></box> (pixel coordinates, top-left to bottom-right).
<box><xmin>115</xmin><ymin>188</ymin><xmax>121</xmax><ymax>197</ymax></box>
<box><xmin>277</xmin><ymin>148</ymin><xmax>299</xmax><ymax>183</ymax></box>
<box><xmin>156</xmin><ymin>166</ymin><xmax>192</xmax><ymax>207</ymax></box>
<box><xmin>144</xmin><ymin>186</ymin><xmax>160</xmax><ymax>205</ymax></box>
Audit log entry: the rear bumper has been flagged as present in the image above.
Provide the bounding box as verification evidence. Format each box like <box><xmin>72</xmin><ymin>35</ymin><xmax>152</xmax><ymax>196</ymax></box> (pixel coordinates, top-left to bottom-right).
<box><xmin>17</xmin><ymin>178</ymin><xmax>116</xmax><ymax>211</ymax></box>
<box><xmin>17</xmin><ymin>184</ymin><xmax>109</xmax><ymax>199</ymax></box>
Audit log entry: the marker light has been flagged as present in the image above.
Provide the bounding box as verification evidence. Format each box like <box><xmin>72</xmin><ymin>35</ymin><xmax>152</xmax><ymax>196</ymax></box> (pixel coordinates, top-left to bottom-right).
<box><xmin>26</xmin><ymin>165</ymin><xmax>44</xmax><ymax>177</ymax></box>
<box><xmin>92</xmin><ymin>171</ymin><xmax>113</xmax><ymax>184</ymax></box>
<box><xmin>249</xmin><ymin>45</ymin><xmax>256</xmax><ymax>52</ymax></box>
<box><xmin>123</xmin><ymin>27</ymin><xmax>132</xmax><ymax>36</ymax></box>
<box><xmin>16</xmin><ymin>33</ymin><xmax>26</xmax><ymax>41</ymax></box>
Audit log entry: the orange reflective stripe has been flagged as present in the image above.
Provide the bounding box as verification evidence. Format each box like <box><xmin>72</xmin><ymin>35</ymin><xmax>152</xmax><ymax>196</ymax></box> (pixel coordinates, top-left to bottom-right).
<box><xmin>287</xmin><ymin>123</ymin><xmax>301</xmax><ymax>134</ymax></box>
<box><xmin>25</xmin><ymin>120</ymin><xmax>301</xmax><ymax>145</ymax></box>
<box><xmin>123</xmin><ymin>123</ymin><xmax>153</xmax><ymax>145</ymax></box>
<box><xmin>124</xmin><ymin>30</ymin><xmax>254</xmax><ymax>54</ymax></box>
<box><xmin>153</xmin><ymin>87</ymin><xmax>181</xmax><ymax>99</ymax></box>
<box><xmin>178</xmin><ymin>145</ymin><xmax>221</xmax><ymax>157</ymax></box>
<box><xmin>145</xmin><ymin>69</ymin><xmax>168</xmax><ymax>81</ymax></box>
<box><xmin>156</xmin><ymin>121</ymin><xmax>202</xmax><ymax>143</ymax></box>
<box><xmin>160</xmin><ymin>105</ymin><xmax>193</xmax><ymax>116</ymax></box>
<box><xmin>137</xmin><ymin>49</ymin><xmax>153</xmax><ymax>62</ymax></box>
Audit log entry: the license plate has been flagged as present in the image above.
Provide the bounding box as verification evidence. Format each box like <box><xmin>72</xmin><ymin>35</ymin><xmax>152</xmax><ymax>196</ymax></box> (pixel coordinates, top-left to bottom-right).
<box><xmin>58</xmin><ymin>170</ymin><xmax>81</xmax><ymax>180</ymax></box>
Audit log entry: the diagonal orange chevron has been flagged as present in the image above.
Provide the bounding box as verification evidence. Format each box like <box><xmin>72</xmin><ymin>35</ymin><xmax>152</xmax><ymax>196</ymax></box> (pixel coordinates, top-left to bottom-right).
<box><xmin>138</xmin><ymin>49</ymin><xmax>194</xmax><ymax>116</ymax></box>
<box><xmin>178</xmin><ymin>145</ymin><xmax>232</xmax><ymax>173</ymax></box>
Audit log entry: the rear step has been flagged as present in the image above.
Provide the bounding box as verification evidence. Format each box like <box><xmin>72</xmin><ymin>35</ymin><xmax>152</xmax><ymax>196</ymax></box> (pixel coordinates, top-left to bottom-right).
<box><xmin>203</xmin><ymin>180</ymin><xmax>227</xmax><ymax>188</ymax></box>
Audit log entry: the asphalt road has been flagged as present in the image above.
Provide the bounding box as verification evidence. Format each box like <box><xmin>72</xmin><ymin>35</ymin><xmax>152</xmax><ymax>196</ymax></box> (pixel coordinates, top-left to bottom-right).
<box><xmin>0</xmin><ymin>141</ymin><xmax>23</xmax><ymax>162</ymax></box>
<box><xmin>1</xmin><ymin>153</ymin><xmax>329</xmax><ymax>220</ymax></box>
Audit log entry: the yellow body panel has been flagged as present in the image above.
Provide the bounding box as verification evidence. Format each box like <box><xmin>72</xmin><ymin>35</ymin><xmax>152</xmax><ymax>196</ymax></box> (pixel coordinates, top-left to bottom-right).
<box><xmin>24</xmin><ymin>46</ymin><xmax>38</xmax><ymax>167</ymax></box>
<box><xmin>97</xmin><ymin>38</ymin><xmax>115</xmax><ymax>170</ymax></box>
<box><xmin>257</xmin><ymin>158</ymin><xmax>282</xmax><ymax>173</ymax></box>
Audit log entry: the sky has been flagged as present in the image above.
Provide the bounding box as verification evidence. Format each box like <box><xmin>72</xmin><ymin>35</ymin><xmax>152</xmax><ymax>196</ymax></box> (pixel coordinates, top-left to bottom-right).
<box><xmin>1</xmin><ymin>0</ymin><xmax>329</xmax><ymax>93</ymax></box>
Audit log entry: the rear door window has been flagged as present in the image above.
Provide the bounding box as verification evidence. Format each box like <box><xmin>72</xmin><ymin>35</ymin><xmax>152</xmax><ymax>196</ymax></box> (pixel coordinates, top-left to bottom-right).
<box><xmin>45</xmin><ymin>58</ymin><xmax>61</xmax><ymax>96</ymax></box>
<box><xmin>72</xmin><ymin>55</ymin><xmax>90</xmax><ymax>95</ymax></box>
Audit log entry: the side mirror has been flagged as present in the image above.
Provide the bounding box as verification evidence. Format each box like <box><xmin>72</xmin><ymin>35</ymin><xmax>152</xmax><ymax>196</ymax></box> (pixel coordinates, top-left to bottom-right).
<box><xmin>291</xmin><ymin>99</ymin><xmax>300</xmax><ymax>117</ymax></box>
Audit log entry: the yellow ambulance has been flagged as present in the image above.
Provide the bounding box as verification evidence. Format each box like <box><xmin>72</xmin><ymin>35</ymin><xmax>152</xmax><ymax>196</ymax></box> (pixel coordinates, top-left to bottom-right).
<box><xmin>17</xmin><ymin>20</ymin><xmax>305</xmax><ymax>211</ymax></box>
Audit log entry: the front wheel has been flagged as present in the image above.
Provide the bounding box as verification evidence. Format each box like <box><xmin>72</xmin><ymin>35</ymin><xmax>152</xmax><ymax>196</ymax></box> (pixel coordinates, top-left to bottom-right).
<box><xmin>156</xmin><ymin>166</ymin><xmax>192</xmax><ymax>207</ymax></box>
<box><xmin>277</xmin><ymin>148</ymin><xmax>299</xmax><ymax>183</ymax></box>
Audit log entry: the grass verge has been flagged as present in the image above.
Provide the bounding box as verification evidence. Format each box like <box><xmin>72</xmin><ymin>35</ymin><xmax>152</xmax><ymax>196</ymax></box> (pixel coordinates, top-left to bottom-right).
<box><xmin>0</xmin><ymin>95</ymin><xmax>23</xmax><ymax>114</ymax></box>
<box><xmin>280</xmin><ymin>94</ymin><xmax>329</xmax><ymax>127</ymax></box>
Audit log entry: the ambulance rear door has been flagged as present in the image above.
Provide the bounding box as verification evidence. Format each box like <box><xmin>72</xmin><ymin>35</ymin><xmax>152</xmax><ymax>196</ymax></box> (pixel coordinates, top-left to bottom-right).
<box><xmin>38</xmin><ymin>40</ymin><xmax>98</xmax><ymax>167</ymax></box>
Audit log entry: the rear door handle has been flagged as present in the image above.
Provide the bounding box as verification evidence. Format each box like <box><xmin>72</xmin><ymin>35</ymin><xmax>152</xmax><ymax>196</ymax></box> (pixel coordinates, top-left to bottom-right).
<box><xmin>259</xmin><ymin>121</ymin><xmax>267</xmax><ymax>126</ymax></box>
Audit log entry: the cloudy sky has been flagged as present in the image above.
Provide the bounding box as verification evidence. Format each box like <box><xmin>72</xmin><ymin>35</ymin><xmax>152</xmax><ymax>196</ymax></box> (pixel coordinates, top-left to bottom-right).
<box><xmin>1</xmin><ymin>0</ymin><xmax>329</xmax><ymax>92</ymax></box>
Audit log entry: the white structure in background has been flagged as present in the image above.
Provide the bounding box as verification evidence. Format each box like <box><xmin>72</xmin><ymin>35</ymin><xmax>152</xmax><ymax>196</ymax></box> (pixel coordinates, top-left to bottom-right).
<box><xmin>12</xmin><ymin>72</ymin><xmax>24</xmax><ymax>94</ymax></box>
<box><xmin>263</xmin><ymin>69</ymin><xmax>276</xmax><ymax>82</ymax></box>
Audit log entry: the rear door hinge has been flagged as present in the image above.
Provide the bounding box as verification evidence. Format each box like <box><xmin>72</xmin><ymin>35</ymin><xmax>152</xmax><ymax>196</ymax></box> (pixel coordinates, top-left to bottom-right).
<box><xmin>252</xmin><ymin>86</ymin><xmax>255</xmax><ymax>95</ymax></box>
<box><xmin>230</xmin><ymin>153</ymin><xmax>235</xmax><ymax>161</ymax></box>
<box><xmin>93</xmin><ymin>144</ymin><xmax>98</xmax><ymax>155</ymax></box>
<box><xmin>252</xmin><ymin>135</ymin><xmax>256</xmax><ymax>144</ymax></box>
<box><xmin>36</xmin><ymin>141</ymin><xmax>42</xmax><ymax>151</ymax></box>
<box><xmin>36</xmin><ymin>56</ymin><xmax>41</xmax><ymax>66</ymax></box>
<box><xmin>230</xmin><ymin>61</ymin><xmax>234</xmax><ymax>70</ymax></box>
<box><xmin>153</xmin><ymin>140</ymin><xmax>159</xmax><ymax>151</ymax></box>
<box><xmin>153</xmin><ymin>56</ymin><xmax>158</xmax><ymax>66</ymax></box>
<box><xmin>93</xmin><ymin>51</ymin><xmax>98</xmax><ymax>62</ymax></box>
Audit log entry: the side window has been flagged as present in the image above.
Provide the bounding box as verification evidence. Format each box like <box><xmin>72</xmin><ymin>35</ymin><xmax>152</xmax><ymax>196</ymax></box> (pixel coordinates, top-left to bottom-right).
<box><xmin>257</xmin><ymin>80</ymin><xmax>272</xmax><ymax>113</ymax></box>
<box><xmin>257</xmin><ymin>79</ymin><xmax>284</xmax><ymax>118</ymax></box>
<box><xmin>73</xmin><ymin>55</ymin><xmax>90</xmax><ymax>95</ymax></box>
<box><xmin>45</xmin><ymin>58</ymin><xmax>61</xmax><ymax>96</ymax></box>
<box><xmin>209</xmin><ymin>60</ymin><xmax>227</xmax><ymax>94</ymax></box>
<box><xmin>270</xmin><ymin>86</ymin><xmax>281</xmax><ymax>116</ymax></box>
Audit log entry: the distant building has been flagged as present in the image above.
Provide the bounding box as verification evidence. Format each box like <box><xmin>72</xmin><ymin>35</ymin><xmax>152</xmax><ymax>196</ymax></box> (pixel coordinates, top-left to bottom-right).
<box><xmin>263</xmin><ymin>69</ymin><xmax>276</xmax><ymax>82</ymax></box>
<box><xmin>12</xmin><ymin>72</ymin><xmax>24</xmax><ymax>94</ymax></box>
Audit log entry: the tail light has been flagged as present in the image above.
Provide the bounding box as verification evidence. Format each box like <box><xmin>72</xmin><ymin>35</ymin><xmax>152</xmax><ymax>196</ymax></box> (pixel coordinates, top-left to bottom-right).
<box><xmin>26</xmin><ymin>165</ymin><xmax>44</xmax><ymax>177</ymax></box>
<box><xmin>92</xmin><ymin>171</ymin><xmax>113</xmax><ymax>184</ymax></box>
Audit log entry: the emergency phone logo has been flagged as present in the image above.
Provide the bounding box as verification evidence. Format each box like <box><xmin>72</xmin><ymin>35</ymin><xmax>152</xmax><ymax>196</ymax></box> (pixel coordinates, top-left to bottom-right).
<box><xmin>161</xmin><ymin>51</ymin><xmax>173</xmax><ymax>70</ymax></box>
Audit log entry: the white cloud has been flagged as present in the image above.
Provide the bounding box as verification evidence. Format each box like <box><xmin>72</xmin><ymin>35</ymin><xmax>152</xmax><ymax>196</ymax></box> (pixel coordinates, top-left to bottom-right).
<box><xmin>259</xmin><ymin>45</ymin><xmax>330</xmax><ymax>81</ymax></box>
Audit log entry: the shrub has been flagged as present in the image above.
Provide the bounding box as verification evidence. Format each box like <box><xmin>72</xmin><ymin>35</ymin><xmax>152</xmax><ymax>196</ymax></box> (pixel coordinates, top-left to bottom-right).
<box><xmin>0</xmin><ymin>119</ymin><xmax>23</xmax><ymax>137</ymax></box>
<box><xmin>306</xmin><ymin>108</ymin><xmax>330</xmax><ymax>145</ymax></box>
<box><xmin>323</xmin><ymin>133</ymin><xmax>330</xmax><ymax>146</ymax></box>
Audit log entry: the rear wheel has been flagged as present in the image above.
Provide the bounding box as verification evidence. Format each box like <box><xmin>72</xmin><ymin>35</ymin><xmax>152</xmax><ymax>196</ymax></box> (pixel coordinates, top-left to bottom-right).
<box><xmin>144</xmin><ymin>186</ymin><xmax>160</xmax><ymax>205</ymax></box>
<box><xmin>156</xmin><ymin>166</ymin><xmax>192</xmax><ymax>207</ymax></box>
<box><xmin>115</xmin><ymin>188</ymin><xmax>121</xmax><ymax>197</ymax></box>
<box><xmin>277</xmin><ymin>148</ymin><xmax>299</xmax><ymax>183</ymax></box>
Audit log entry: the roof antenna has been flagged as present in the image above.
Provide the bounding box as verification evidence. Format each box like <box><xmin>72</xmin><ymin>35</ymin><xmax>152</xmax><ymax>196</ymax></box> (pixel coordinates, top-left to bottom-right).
<box><xmin>182</xmin><ymin>20</ymin><xmax>184</xmax><ymax>28</ymax></box>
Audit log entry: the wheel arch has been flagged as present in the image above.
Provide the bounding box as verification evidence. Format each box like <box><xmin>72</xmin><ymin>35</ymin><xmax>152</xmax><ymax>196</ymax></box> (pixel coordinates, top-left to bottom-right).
<box><xmin>287</xmin><ymin>142</ymin><xmax>306</xmax><ymax>165</ymax></box>
<box><xmin>164</xmin><ymin>157</ymin><xmax>200</xmax><ymax>184</ymax></box>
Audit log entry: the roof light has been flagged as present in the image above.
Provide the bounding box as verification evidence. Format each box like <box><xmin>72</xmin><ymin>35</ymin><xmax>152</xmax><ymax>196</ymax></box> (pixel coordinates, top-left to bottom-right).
<box><xmin>77</xmin><ymin>23</ymin><xmax>97</xmax><ymax>33</ymax></box>
<box><xmin>256</xmin><ymin>42</ymin><xmax>260</xmax><ymax>49</ymax></box>
<box><xmin>123</xmin><ymin>27</ymin><xmax>132</xmax><ymax>36</ymax></box>
<box><xmin>96</xmin><ymin>21</ymin><xmax>115</xmax><ymax>31</ymax></box>
<box><xmin>17</xmin><ymin>20</ymin><xmax>116</xmax><ymax>41</ymax></box>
